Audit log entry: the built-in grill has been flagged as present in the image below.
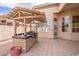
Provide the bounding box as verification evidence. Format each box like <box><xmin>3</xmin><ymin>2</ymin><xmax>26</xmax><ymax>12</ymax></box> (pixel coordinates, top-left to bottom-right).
<box><xmin>12</xmin><ymin>31</ymin><xmax>37</xmax><ymax>52</ymax></box>
<box><xmin>12</xmin><ymin>31</ymin><xmax>37</xmax><ymax>39</ymax></box>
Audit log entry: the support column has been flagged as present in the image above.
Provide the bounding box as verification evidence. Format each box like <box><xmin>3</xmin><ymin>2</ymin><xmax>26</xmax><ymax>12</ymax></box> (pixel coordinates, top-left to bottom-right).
<box><xmin>42</xmin><ymin>23</ymin><xmax>43</xmax><ymax>31</ymax></box>
<box><xmin>30</xmin><ymin>23</ymin><xmax>32</xmax><ymax>31</ymax></box>
<box><xmin>14</xmin><ymin>19</ymin><xmax>17</xmax><ymax>36</ymax></box>
<box><xmin>35</xmin><ymin>23</ymin><xmax>38</xmax><ymax>33</ymax></box>
<box><xmin>24</xmin><ymin>18</ymin><xmax>26</xmax><ymax>35</ymax></box>
<box><xmin>33</xmin><ymin>21</ymin><xmax>36</xmax><ymax>32</ymax></box>
<box><xmin>19</xmin><ymin>11</ymin><xmax>20</xmax><ymax>17</ymax></box>
<box><xmin>34</xmin><ymin>23</ymin><xmax>37</xmax><ymax>33</ymax></box>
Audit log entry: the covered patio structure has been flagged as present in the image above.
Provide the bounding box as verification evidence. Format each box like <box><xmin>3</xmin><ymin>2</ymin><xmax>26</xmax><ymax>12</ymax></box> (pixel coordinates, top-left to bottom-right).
<box><xmin>6</xmin><ymin>7</ymin><xmax>46</xmax><ymax>53</ymax></box>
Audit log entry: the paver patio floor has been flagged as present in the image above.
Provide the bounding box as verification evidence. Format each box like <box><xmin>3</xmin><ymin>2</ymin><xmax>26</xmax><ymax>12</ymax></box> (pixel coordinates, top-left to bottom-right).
<box><xmin>21</xmin><ymin>38</ymin><xmax>79</xmax><ymax>56</ymax></box>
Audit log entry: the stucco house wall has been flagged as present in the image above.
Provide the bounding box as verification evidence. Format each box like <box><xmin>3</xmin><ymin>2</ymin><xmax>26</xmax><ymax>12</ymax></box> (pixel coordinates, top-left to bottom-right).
<box><xmin>34</xmin><ymin>3</ymin><xmax>79</xmax><ymax>41</ymax></box>
<box><xmin>57</xmin><ymin>10</ymin><xmax>72</xmax><ymax>40</ymax></box>
<box><xmin>58</xmin><ymin>8</ymin><xmax>79</xmax><ymax>41</ymax></box>
<box><xmin>34</xmin><ymin>4</ymin><xmax>59</xmax><ymax>38</ymax></box>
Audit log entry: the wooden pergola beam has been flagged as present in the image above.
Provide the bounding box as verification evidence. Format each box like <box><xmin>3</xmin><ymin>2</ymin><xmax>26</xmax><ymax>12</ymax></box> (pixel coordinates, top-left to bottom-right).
<box><xmin>12</xmin><ymin>15</ymin><xmax>44</xmax><ymax>19</ymax></box>
<box><xmin>7</xmin><ymin>7</ymin><xmax>44</xmax><ymax>18</ymax></box>
<box><xmin>21</xmin><ymin>11</ymin><xmax>32</xmax><ymax>16</ymax></box>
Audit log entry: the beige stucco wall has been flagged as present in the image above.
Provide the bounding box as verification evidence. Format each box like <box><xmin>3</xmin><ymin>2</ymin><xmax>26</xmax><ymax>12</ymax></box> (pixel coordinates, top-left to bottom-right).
<box><xmin>58</xmin><ymin>10</ymin><xmax>72</xmax><ymax>40</ymax></box>
<box><xmin>58</xmin><ymin>8</ymin><xmax>79</xmax><ymax>41</ymax></box>
<box><xmin>35</xmin><ymin>5</ymin><xmax>59</xmax><ymax>38</ymax></box>
<box><xmin>37</xmin><ymin>13</ymin><xmax>54</xmax><ymax>38</ymax></box>
<box><xmin>38</xmin><ymin>32</ymin><xmax>53</xmax><ymax>38</ymax></box>
<box><xmin>34</xmin><ymin>4</ymin><xmax>79</xmax><ymax>40</ymax></box>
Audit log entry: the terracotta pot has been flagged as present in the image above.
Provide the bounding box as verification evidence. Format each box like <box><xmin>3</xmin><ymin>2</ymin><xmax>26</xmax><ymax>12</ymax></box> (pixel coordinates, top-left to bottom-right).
<box><xmin>10</xmin><ymin>46</ymin><xmax>22</xmax><ymax>56</ymax></box>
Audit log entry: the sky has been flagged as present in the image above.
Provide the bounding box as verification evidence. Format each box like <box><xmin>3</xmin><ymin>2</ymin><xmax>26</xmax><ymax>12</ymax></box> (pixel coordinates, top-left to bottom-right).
<box><xmin>0</xmin><ymin>3</ymin><xmax>43</xmax><ymax>15</ymax></box>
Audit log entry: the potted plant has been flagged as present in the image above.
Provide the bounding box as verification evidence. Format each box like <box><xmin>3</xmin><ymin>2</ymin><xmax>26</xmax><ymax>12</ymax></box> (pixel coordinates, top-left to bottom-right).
<box><xmin>10</xmin><ymin>46</ymin><xmax>22</xmax><ymax>56</ymax></box>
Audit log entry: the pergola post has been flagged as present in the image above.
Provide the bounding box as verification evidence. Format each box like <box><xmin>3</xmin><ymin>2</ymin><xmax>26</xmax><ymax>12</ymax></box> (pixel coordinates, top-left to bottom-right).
<box><xmin>30</xmin><ymin>23</ymin><xmax>32</xmax><ymax>31</ymax></box>
<box><xmin>35</xmin><ymin>23</ymin><xmax>38</xmax><ymax>33</ymax></box>
<box><xmin>33</xmin><ymin>21</ymin><xmax>36</xmax><ymax>32</ymax></box>
<box><xmin>14</xmin><ymin>19</ymin><xmax>17</xmax><ymax>36</ymax></box>
<box><xmin>18</xmin><ymin>11</ymin><xmax>20</xmax><ymax>17</ymax></box>
<box><xmin>24</xmin><ymin>18</ymin><xmax>26</xmax><ymax>35</ymax></box>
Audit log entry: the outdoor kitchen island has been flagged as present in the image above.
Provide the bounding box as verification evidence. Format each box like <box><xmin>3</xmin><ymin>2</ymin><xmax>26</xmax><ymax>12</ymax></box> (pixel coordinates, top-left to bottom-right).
<box><xmin>12</xmin><ymin>31</ymin><xmax>37</xmax><ymax>53</ymax></box>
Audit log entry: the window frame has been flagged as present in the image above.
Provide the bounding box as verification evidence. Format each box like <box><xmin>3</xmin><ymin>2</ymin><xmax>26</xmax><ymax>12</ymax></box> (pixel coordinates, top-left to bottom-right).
<box><xmin>72</xmin><ymin>15</ymin><xmax>79</xmax><ymax>32</ymax></box>
<box><xmin>62</xmin><ymin>16</ymin><xmax>69</xmax><ymax>32</ymax></box>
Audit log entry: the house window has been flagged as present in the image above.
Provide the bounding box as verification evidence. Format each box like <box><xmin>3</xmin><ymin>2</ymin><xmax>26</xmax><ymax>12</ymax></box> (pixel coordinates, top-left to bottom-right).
<box><xmin>37</xmin><ymin>16</ymin><xmax>51</xmax><ymax>32</ymax></box>
<box><xmin>72</xmin><ymin>16</ymin><xmax>79</xmax><ymax>32</ymax></box>
<box><xmin>62</xmin><ymin>16</ymin><xmax>69</xmax><ymax>32</ymax></box>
